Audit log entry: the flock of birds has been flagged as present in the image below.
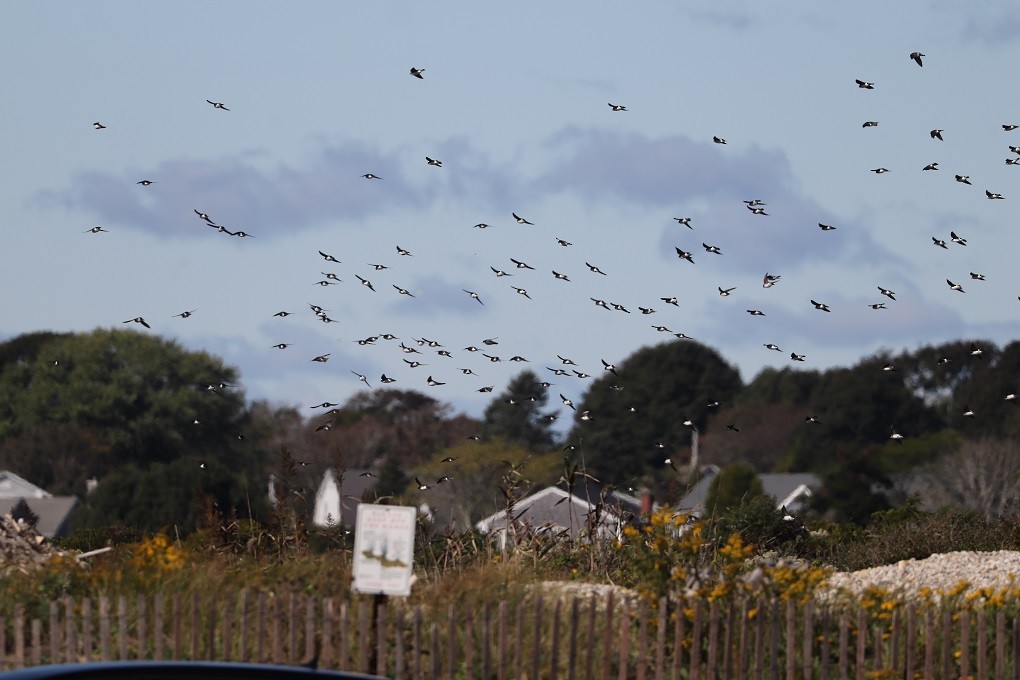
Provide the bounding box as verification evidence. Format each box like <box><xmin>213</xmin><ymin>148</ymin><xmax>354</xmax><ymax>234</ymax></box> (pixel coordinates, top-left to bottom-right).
<box><xmin>78</xmin><ymin>51</ymin><xmax>1020</xmax><ymax>483</ymax></box>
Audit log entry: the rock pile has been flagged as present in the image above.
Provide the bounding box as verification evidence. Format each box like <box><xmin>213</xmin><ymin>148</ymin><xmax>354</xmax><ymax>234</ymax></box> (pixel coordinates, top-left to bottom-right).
<box><xmin>0</xmin><ymin>512</ymin><xmax>65</xmax><ymax>573</ymax></box>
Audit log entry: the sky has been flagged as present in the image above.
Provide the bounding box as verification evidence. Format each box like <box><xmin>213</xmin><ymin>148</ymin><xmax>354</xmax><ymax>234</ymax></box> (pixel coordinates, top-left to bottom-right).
<box><xmin>4</xmin><ymin>1</ymin><xmax>1020</xmax><ymax>428</ymax></box>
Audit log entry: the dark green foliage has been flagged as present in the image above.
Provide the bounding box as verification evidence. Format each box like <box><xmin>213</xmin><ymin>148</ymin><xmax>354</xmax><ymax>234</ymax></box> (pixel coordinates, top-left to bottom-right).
<box><xmin>706</xmin><ymin>495</ymin><xmax>807</xmax><ymax>553</ymax></box>
<box><xmin>481</xmin><ymin>370</ymin><xmax>556</xmax><ymax>451</ymax></box>
<box><xmin>568</xmin><ymin>340</ymin><xmax>743</xmax><ymax>483</ymax></box>
<box><xmin>810</xmin><ymin>445</ymin><xmax>891</xmax><ymax>524</ymax></box>
<box><xmin>794</xmin><ymin>503</ymin><xmax>1020</xmax><ymax>571</ymax></box>
<box><xmin>739</xmin><ymin>366</ymin><xmax>820</xmax><ymax>406</ymax></box>
<box><xmin>0</xmin><ymin>329</ymin><xmax>271</xmax><ymax>531</ymax></box>
<box><xmin>704</xmin><ymin>463</ymin><xmax>764</xmax><ymax>513</ymax></box>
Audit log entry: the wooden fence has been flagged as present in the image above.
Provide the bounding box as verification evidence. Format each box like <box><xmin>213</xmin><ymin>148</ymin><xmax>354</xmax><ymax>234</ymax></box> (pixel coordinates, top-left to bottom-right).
<box><xmin>2</xmin><ymin>591</ymin><xmax>1020</xmax><ymax>679</ymax></box>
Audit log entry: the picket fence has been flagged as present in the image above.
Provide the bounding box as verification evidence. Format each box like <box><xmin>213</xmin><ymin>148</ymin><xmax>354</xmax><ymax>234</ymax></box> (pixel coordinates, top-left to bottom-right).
<box><xmin>2</xmin><ymin>590</ymin><xmax>1020</xmax><ymax>679</ymax></box>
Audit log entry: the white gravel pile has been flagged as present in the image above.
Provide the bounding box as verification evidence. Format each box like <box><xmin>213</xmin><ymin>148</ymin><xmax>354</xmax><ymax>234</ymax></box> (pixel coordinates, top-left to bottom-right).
<box><xmin>824</xmin><ymin>550</ymin><xmax>1020</xmax><ymax>600</ymax></box>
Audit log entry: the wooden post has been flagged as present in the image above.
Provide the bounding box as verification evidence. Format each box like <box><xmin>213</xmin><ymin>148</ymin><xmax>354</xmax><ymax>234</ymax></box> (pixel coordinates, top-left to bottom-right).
<box><xmin>838</xmin><ymin>612</ymin><xmax>848</xmax><ymax>680</ymax></box>
<box><xmin>322</xmin><ymin>599</ymin><xmax>335</xmax><ymax>670</ymax></box>
<box><xmin>238</xmin><ymin>591</ymin><xmax>250</xmax><ymax>663</ymax></box>
<box><xmin>357</xmin><ymin>598</ymin><xmax>369</xmax><ymax>673</ymax></box>
<box><xmin>497</xmin><ymin>601</ymin><xmax>508</xmax><ymax>680</ymax></box>
<box><xmin>49</xmin><ymin>601</ymin><xmax>60</xmax><ymax>664</ymax></box>
<box><xmin>584</xmin><ymin>594</ymin><xmax>596</xmax><ymax>680</ymax></box>
<box><xmin>550</xmin><ymin>599</ymin><xmax>562</xmax><ymax>680</ymax></box>
<box><xmin>770</xmin><ymin>599</ymin><xmax>780</xmax><ymax>680</ymax></box>
<box><xmin>31</xmin><ymin>619</ymin><xmax>41</xmax><ymax>666</ymax></box>
<box><xmin>82</xmin><ymin>598</ymin><xmax>92</xmax><ymax>662</ymax></box>
<box><xmin>483</xmin><ymin>602</ymin><xmax>493</xmax><ymax>680</ymax></box>
<box><xmin>137</xmin><ymin>596</ymin><xmax>147</xmax><ymax>661</ymax></box>
<box><xmin>672</xmin><ymin>596</ymin><xmax>686</xmax><ymax>680</ymax></box>
<box><xmin>636</xmin><ymin>599</ymin><xmax>648</xmax><ymax>680</ymax></box>
<box><xmin>449</xmin><ymin>602</ymin><xmax>458</xmax><ymax>680</ymax></box>
<box><xmin>288</xmin><ymin>593</ymin><xmax>297</xmax><ymax>665</ymax></box>
<box><xmin>654</xmin><ymin>597</ymin><xmax>667</xmax><ymax>680</ymax></box>
<box><xmin>942</xmin><ymin>610</ymin><xmax>952</xmax><ymax>680</ymax></box>
<box><xmin>977</xmin><ymin>608</ymin><xmax>987</xmax><ymax>680</ymax></box>
<box><xmin>996</xmin><ymin>611</ymin><xmax>1006</xmax><ymax>680</ymax></box>
<box><xmin>904</xmin><ymin>604</ymin><xmax>915</xmax><ymax>679</ymax></box>
<box><xmin>15</xmin><ymin>604</ymin><xmax>26</xmax><ymax>668</ymax></box>
<box><xmin>430</xmin><ymin>621</ymin><xmax>439</xmax><ymax>680</ymax></box>
<box><xmin>601</xmin><ymin>591</ymin><xmax>614</xmax><ymax>680</ymax></box>
<box><xmin>819</xmin><ymin>609</ymin><xmax>830</xmax><ymax>680</ymax></box>
<box><xmin>272</xmin><ymin>595</ymin><xmax>282</xmax><ymax>665</ymax></box>
<box><xmin>514</xmin><ymin>600</ymin><xmax>524</xmax><ymax>680</ymax></box>
<box><xmin>304</xmin><ymin>596</ymin><xmax>315</xmax><ymax>669</ymax></box>
<box><xmin>924</xmin><ymin>608</ymin><xmax>934</xmax><ymax>680</ymax></box>
<box><xmin>222</xmin><ymin>595</ymin><xmax>233</xmax><ymax>661</ymax></box>
<box><xmin>153</xmin><ymin>595</ymin><xmax>163</xmax><ymax>661</ymax></box>
<box><xmin>706</xmin><ymin>600</ymin><xmax>718</xmax><ymax>680</ymax></box>
<box><xmin>394</xmin><ymin>607</ymin><xmax>405</xmax><ymax>680</ymax></box>
<box><xmin>737</xmin><ymin>599</ymin><xmax>749</xmax><ymax>679</ymax></box>
<box><xmin>689</xmin><ymin>600</ymin><xmax>701</xmax><ymax>680</ymax></box>
<box><xmin>464</xmin><ymin>604</ymin><xmax>475</xmax><ymax>680</ymax></box>
<box><xmin>172</xmin><ymin>594</ymin><xmax>183</xmax><ymax>661</ymax></box>
<box><xmin>618</xmin><ymin>597</ymin><xmax>631</xmax><ymax>680</ymax></box>
<box><xmin>855</xmin><ymin>608</ymin><xmax>865</xmax><ymax>680</ymax></box>
<box><xmin>785</xmin><ymin>599</ymin><xmax>795</xmax><ymax>680</ymax></box>
<box><xmin>960</xmin><ymin>610</ymin><xmax>970</xmax><ymax>680</ymax></box>
<box><xmin>534</xmin><ymin>595</ymin><xmax>544</xmax><ymax>680</ymax></box>
<box><xmin>205</xmin><ymin>597</ymin><xmax>216</xmax><ymax>661</ymax></box>
<box><xmin>65</xmin><ymin>598</ymin><xmax>75</xmax><ymax>664</ymax></box>
<box><xmin>802</xmin><ymin>599</ymin><xmax>814</xmax><ymax>680</ymax></box>
<box><xmin>412</xmin><ymin>605</ymin><xmax>422</xmax><ymax>680</ymax></box>
<box><xmin>99</xmin><ymin>596</ymin><xmax>110</xmax><ymax>661</ymax></box>
<box><xmin>339</xmin><ymin>600</ymin><xmax>349</xmax><ymax>669</ymax></box>
<box><xmin>375</xmin><ymin>596</ymin><xmax>387</xmax><ymax>678</ymax></box>
<box><xmin>754</xmin><ymin>597</ymin><xmax>765</xmax><ymax>680</ymax></box>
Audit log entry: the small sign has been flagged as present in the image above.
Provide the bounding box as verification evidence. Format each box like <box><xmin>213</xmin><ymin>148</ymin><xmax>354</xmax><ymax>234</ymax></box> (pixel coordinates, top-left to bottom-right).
<box><xmin>352</xmin><ymin>504</ymin><xmax>417</xmax><ymax>596</ymax></box>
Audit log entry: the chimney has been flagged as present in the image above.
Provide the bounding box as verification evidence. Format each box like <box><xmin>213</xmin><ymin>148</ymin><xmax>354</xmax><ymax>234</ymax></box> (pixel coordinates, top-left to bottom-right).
<box><xmin>639</xmin><ymin>488</ymin><xmax>654</xmax><ymax>516</ymax></box>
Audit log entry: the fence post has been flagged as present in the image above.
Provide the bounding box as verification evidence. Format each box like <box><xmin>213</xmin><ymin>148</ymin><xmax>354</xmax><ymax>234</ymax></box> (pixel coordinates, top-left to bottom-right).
<box><xmin>601</xmin><ymin>591</ymin><xmax>614</xmax><ymax>680</ymax></box>
<box><xmin>689</xmin><ymin>599</ymin><xmax>701</xmax><ymax>680</ymax></box>
<box><xmin>977</xmin><ymin>608</ymin><xmax>987</xmax><ymax>680</ymax></box>
<box><xmin>706</xmin><ymin>600</ymin><xmax>718</xmax><ymax>680</ymax></box>
<box><xmin>49</xmin><ymin>601</ymin><xmax>60</xmax><ymax>664</ymax></box>
<box><xmin>636</xmin><ymin>599</ymin><xmax>648</xmax><ymax>680</ymax></box>
<box><xmin>960</xmin><ymin>610</ymin><xmax>970</xmax><ymax>680</ymax></box>
<box><xmin>322</xmin><ymin>599</ymin><xmax>335</xmax><ymax>670</ymax></box>
<box><xmin>786</xmin><ymin>599</ymin><xmax>795</xmax><ymax>680</ymax></box>
<box><xmin>618</xmin><ymin>596</ymin><xmax>631</xmax><ymax>680</ymax></box>
<box><xmin>31</xmin><ymin>619</ymin><xmax>41</xmax><ymax>666</ymax></box>
<box><xmin>99</xmin><ymin>596</ymin><xmax>110</xmax><ymax>661</ymax></box>
<box><xmin>997</xmin><ymin>610</ymin><xmax>1006</xmax><ymax>680</ymax></box>
<box><xmin>802</xmin><ymin>599</ymin><xmax>814</xmax><ymax>680</ymax></box>
<box><xmin>672</xmin><ymin>596</ymin><xmax>686</xmax><ymax>680</ymax></box>
<box><xmin>654</xmin><ymin>597</ymin><xmax>667</xmax><ymax>680</ymax></box>
<box><xmin>904</xmin><ymin>603</ymin><xmax>915</xmax><ymax>679</ymax></box>
<box><xmin>497</xmin><ymin>601</ymin><xmax>507</xmax><ymax>680</ymax></box>
<box><xmin>153</xmin><ymin>595</ymin><xmax>163</xmax><ymax>661</ymax></box>
<box><xmin>64</xmin><ymin>598</ymin><xmax>75</xmax><ymax>664</ymax></box>
<box><xmin>550</xmin><ymin>599</ymin><xmax>561</xmax><ymax>680</ymax></box>
<box><xmin>14</xmin><ymin>604</ymin><xmax>25</xmax><ymax>668</ymax></box>
<box><xmin>137</xmin><ymin>596</ymin><xmax>147</xmax><ymax>661</ymax></box>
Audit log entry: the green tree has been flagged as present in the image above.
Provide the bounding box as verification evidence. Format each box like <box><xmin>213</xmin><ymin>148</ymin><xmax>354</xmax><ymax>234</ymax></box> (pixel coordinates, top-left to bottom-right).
<box><xmin>566</xmin><ymin>340</ymin><xmax>743</xmax><ymax>484</ymax></box>
<box><xmin>0</xmin><ymin>329</ymin><xmax>270</xmax><ymax>530</ymax></box>
<box><xmin>704</xmin><ymin>463</ymin><xmax>764</xmax><ymax>513</ymax></box>
<box><xmin>480</xmin><ymin>370</ymin><xmax>557</xmax><ymax>450</ymax></box>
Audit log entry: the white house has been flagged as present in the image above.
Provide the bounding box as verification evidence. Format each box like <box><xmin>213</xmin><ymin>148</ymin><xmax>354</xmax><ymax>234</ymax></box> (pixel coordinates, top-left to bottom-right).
<box><xmin>310</xmin><ymin>468</ymin><xmax>378</xmax><ymax>528</ymax></box>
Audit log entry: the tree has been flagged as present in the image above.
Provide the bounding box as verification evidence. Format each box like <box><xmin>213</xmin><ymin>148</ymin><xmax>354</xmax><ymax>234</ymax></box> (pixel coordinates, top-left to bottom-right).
<box><xmin>480</xmin><ymin>370</ymin><xmax>557</xmax><ymax>451</ymax></box>
<box><xmin>911</xmin><ymin>438</ymin><xmax>1020</xmax><ymax>519</ymax></box>
<box><xmin>566</xmin><ymin>340</ymin><xmax>743</xmax><ymax>485</ymax></box>
<box><xmin>704</xmin><ymin>463</ymin><xmax>764</xmax><ymax>513</ymax></box>
<box><xmin>0</xmin><ymin>329</ymin><xmax>271</xmax><ymax>530</ymax></box>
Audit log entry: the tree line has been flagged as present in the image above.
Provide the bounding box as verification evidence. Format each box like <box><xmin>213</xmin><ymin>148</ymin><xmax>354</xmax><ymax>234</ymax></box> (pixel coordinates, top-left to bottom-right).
<box><xmin>0</xmin><ymin>328</ymin><xmax>1017</xmax><ymax>533</ymax></box>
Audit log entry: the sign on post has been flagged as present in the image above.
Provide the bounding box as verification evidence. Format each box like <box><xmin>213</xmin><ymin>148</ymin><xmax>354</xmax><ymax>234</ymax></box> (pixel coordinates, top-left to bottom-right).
<box><xmin>352</xmin><ymin>504</ymin><xmax>417</xmax><ymax>596</ymax></box>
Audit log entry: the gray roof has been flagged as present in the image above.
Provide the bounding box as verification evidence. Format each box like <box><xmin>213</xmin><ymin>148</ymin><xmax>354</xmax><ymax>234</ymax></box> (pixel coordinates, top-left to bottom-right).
<box><xmin>676</xmin><ymin>469</ymin><xmax>822</xmax><ymax>515</ymax></box>
<box><xmin>476</xmin><ymin>482</ymin><xmax>641</xmax><ymax>538</ymax></box>
<box><xmin>6</xmin><ymin>496</ymin><xmax>80</xmax><ymax>537</ymax></box>
<box><xmin>0</xmin><ymin>471</ymin><xmax>51</xmax><ymax>499</ymax></box>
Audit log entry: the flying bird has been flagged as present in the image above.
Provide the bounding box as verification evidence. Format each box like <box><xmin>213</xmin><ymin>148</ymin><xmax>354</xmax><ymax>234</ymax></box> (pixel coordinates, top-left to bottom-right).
<box><xmin>206</xmin><ymin>100</ymin><xmax>229</xmax><ymax>110</ymax></box>
<box><xmin>955</xmin><ymin>175</ymin><xmax>971</xmax><ymax>185</ymax></box>
<box><xmin>713</xmin><ymin>136</ymin><xmax>727</xmax><ymax>144</ymax></box>
<box><xmin>410</xmin><ymin>67</ymin><xmax>425</xmax><ymax>79</ymax></box>
<box><xmin>173</xmin><ymin>310</ymin><xmax>196</xmax><ymax>319</ymax></box>
<box><xmin>355</xmin><ymin>275</ymin><xmax>376</xmax><ymax>291</ymax></box>
<box><xmin>511</xmin><ymin>286</ymin><xmax>531</xmax><ymax>299</ymax></box>
<box><xmin>931</xmin><ymin>129</ymin><xmax>944</xmax><ymax>141</ymax></box>
<box><xmin>878</xmin><ymin>287</ymin><xmax>896</xmax><ymax>301</ymax></box>
<box><xmin>85</xmin><ymin>226</ymin><xmax>108</xmax><ymax>234</ymax></box>
<box><xmin>986</xmin><ymin>190</ymin><xmax>1005</xmax><ymax>200</ymax></box>
<box><xmin>871</xmin><ymin>168</ymin><xmax>890</xmax><ymax>174</ymax></box>
<box><xmin>425</xmin><ymin>157</ymin><xmax>442</xmax><ymax>167</ymax></box>
<box><xmin>137</xmin><ymin>179</ymin><xmax>154</xmax><ymax>186</ymax></box>
<box><xmin>862</xmin><ymin>121</ymin><xmax>879</xmax><ymax>128</ymax></box>
<box><xmin>674</xmin><ymin>217</ymin><xmax>693</xmax><ymax>228</ymax></box>
<box><xmin>92</xmin><ymin>122</ymin><xmax>106</xmax><ymax>130</ymax></box>
<box><xmin>950</xmin><ymin>231</ymin><xmax>967</xmax><ymax>246</ymax></box>
<box><xmin>947</xmin><ymin>279</ymin><xmax>965</xmax><ymax>293</ymax></box>
<box><xmin>818</xmin><ymin>223</ymin><xmax>837</xmax><ymax>231</ymax></box>
<box><xmin>510</xmin><ymin>258</ymin><xmax>535</xmax><ymax>270</ymax></box>
<box><xmin>608</xmin><ymin>103</ymin><xmax>627</xmax><ymax>111</ymax></box>
<box><xmin>810</xmin><ymin>300</ymin><xmax>831</xmax><ymax>312</ymax></box>
<box><xmin>763</xmin><ymin>273</ymin><xmax>781</xmax><ymax>288</ymax></box>
<box><xmin>855</xmin><ymin>79</ymin><xmax>874</xmax><ymax>89</ymax></box>
<box><xmin>463</xmin><ymin>290</ymin><xmax>483</xmax><ymax>304</ymax></box>
<box><xmin>512</xmin><ymin>212</ymin><xmax>534</xmax><ymax>225</ymax></box>
<box><xmin>123</xmin><ymin>317</ymin><xmax>150</xmax><ymax>329</ymax></box>
<box><xmin>586</xmin><ymin>262</ymin><xmax>607</xmax><ymax>275</ymax></box>
<box><xmin>361</xmin><ymin>173</ymin><xmax>381</xmax><ymax>179</ymax></box>
<box><xmin>909</xmin><ymin>52</ymin><xmax>924</xmax><ymax>67</ymax></box>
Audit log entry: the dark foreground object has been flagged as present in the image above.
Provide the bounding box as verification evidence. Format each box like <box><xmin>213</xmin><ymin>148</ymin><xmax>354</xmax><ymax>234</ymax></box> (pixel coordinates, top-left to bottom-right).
<box><xmin>0</xmin><ymin>661</ymin><xmax>387</xmax><ymax>680</ymax></box>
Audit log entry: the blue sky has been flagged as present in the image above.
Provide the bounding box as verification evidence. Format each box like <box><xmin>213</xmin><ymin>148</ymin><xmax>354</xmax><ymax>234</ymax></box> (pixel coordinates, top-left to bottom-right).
<box><xmin>4</xmin><ymin>1</ymin><xmax>1020</xmax><ymax>425</ymax></box>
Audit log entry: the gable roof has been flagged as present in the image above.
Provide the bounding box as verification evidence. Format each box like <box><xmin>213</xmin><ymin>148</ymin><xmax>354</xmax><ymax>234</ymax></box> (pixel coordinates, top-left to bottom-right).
<box><xmin>476</xmin><ymin>481</ymin><xmax>641</xmax><ymax>537</ymax></box>
<box><xmin>676</xmin><ymin>469</ymin><xmax>822</xmax><ymax>515</ymax></box>
<box><xmin>6</xmin><ymin>496</ymin><xmax>80</xmax><ymax>537</ymax></box>
<box><xmin>0</xmin><ymin>471</ymin><xmax>52</xmax><ymax>499</ymax></box>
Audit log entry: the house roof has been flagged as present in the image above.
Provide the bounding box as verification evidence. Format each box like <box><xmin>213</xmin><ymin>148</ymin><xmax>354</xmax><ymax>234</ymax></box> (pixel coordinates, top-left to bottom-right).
<box><xmin>0</xmin><ymin>471</ymin><xmax>52</xmax><ymax>499</ymax></box>
<box><xmin>6</xmin><ymin>496</ymin><xmax>80</xmax><ymax>537</ymax></box>
<box><xmin>676</xmin><ymin>469</ymin><xmax>822</xmax><ymax>515</ymax></box>
<box><xmin>476</xmin><ymin>481</ymin><xmax>641</xmax><ymax>536</ymax></box>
